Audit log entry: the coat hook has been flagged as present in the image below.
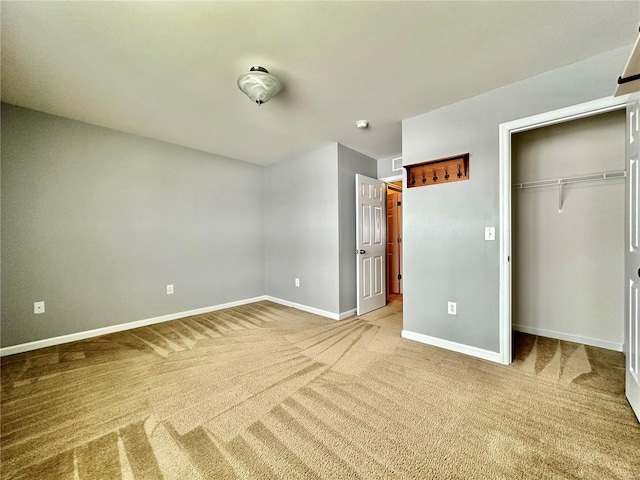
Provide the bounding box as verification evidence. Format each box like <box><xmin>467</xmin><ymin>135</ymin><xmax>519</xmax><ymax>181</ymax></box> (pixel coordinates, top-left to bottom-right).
<box><xmin>457</xmin><ymin>164</ymin><xmax>462</xmax><ymax>178</ymax></box>
<box><xmin>410</xmin><ymin>173</ymin><xmax>415</xmax><ymax>186</ymax></box>
<box><xmin>444</xmin><ymin>167</ymin><xmax>450</xmax><ymax>180</ymax></box>
<box><xmin>432</xmin><ymin>168</ymin><xmax>438</xmax><ymax>182</ymax></box>
<box><xmin>421</xmin><ymin>170</ymin><xmax>427</xmax><ymax>184</ymax></box>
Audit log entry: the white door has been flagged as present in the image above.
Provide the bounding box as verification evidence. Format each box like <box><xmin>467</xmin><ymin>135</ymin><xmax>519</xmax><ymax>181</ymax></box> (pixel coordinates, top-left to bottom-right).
<box><xmin>356</xmin><ymin>174</ymin><xmax>386</xmax><ymax>315</ymax></box>
<box><xmin>626</xmin><ymin>94</ymin><xmax>640</xmax><ymax>422</ymax></box>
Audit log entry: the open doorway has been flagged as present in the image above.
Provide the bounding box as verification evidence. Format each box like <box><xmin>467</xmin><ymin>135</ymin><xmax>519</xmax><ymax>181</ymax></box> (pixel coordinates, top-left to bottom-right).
<box><xmin>509</xmin><ymin>109</ymin><xmax>626</xmax><ymax>392</ymax></box>
<box><xmin>499</xmin><ymin>95</ymin><xmax>631</xmax><ymax>366</ymax></box>
<box><xmin>386</xmin><ymin>180</ymin><xmax>403</xmax><ymax>306</ymax></box>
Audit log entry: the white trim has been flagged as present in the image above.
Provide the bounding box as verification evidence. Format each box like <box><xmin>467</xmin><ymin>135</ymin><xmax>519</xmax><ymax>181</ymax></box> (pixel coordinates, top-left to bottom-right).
<box><xmin>499</xmin><ymin>95</ymin><xmax>631</xmax><ymax>366</ymax></box>
<box><xmin>392</xmin><ymin>156</ymin><xmax>403</xmax><ymax>172</ymax></box>
<box><xmin>401</xmin><ymin>329</ymin><xmax>501</xmax><ymax>363</ymax></box>
<box><xmin>501</xmin><ymin>96</ymin><xmax>631</xmax><ymax>135</ymax></box>
<box><xmin>379</xmin><ymin>174</ymin><xmax>403</xmax><ymax>182</ymax></box>
<box><xmin>499</xmin><ymin>121</ymin><xmax>512</xmax><ymax>365</ymax></box>
<box><xmin>0</xmin><ymin>296</ymin><xmax>268</xmax><ymax>357</ymax></box>
<box><xmin>338</xmin><ymin>309</ymin><xmax>357</xmax><ymax>320</ymax></box>
<box><xmin>265</xmin><ymin>296</ymin><xmax>352</xmax><ymax>321</ymax></box>
<box><xmin>513</xmin><ymin>324</ymin><xmax>623</xmax><ymax>352</ymax></box>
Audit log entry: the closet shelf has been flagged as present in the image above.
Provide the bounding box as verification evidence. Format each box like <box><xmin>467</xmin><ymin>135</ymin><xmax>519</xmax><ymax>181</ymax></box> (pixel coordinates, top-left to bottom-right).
<box><xmin>512</xmin><ymin>170</ymin><xmax>626</xmax><ymax>213</ymax></box>
<box><xmin>512</xmin><ymin>170</ymin><xmax>626</xmax><ymax>190</ymax></box>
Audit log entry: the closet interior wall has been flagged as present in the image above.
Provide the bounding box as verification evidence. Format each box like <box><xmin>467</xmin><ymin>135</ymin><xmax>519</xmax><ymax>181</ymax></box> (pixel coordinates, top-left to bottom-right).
<box><xmin>512</xmin><ymin>109</ymin><xmax>625</xmax><ymax>350</ymax></box>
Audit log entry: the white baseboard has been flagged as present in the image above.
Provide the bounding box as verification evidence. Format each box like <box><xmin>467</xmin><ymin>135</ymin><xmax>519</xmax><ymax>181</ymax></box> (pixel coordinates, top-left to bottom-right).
<box><xmin>0</xmin><ymin>296</ymin><xmax>268</xmax><ymax>357</ymax></box>
<box><xmin>512</xmin><ymin>324</ymin><xmax>623</xmax><ymax>352</ymax></box>
<box><xmin>401</xmin><ymin>329</ymin><xmax>502</xmax><ymax>363</ymax></box>
<box><xmin>265</xmin><ymin>296</ymin><xmax>353</xmax><ymax>321</ymax></box>
<box><xmin>338</xmin><ymin>309</ymin><xmax>357</xmax><ymax>320</ymax></box>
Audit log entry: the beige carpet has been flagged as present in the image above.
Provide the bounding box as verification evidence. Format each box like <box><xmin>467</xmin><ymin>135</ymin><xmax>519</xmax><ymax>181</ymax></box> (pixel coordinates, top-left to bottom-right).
<box><xmin>1</xmin><ymin>299</ymin><xmax>639</xmax><ymax>479</ymax></box>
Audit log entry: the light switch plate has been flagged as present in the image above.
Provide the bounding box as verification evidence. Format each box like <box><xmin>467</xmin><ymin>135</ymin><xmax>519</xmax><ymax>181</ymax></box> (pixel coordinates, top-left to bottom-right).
<box><xmin>485</xmin><ymin>227</ymin><xmax>496</xmax><ymax>241</ymax></box>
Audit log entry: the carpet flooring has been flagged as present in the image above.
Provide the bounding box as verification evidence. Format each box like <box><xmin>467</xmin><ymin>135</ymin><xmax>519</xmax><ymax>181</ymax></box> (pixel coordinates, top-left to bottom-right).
<box><xmin>1</xmin><ymin>299</ymin><xmax>639</xmax><ymax>479</ymax></box>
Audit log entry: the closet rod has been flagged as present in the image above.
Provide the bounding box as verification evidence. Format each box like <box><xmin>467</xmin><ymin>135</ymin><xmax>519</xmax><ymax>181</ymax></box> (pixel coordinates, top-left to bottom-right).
<box><xmin>512</xmin><ymin>170</ymin><xmax>626</xmax><ymax>214</ymax></box>
<box><xmin>512</xmin><ymin>170</ymin><xmax>626</xmax><ymax>190</ymax></box>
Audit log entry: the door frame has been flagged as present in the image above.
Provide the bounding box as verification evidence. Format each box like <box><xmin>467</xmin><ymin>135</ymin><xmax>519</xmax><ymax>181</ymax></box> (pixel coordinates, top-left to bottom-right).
<box><xmin>498</xmin><ymin>95</ymin><xmax>631</xmax><ymax>365</ymax></box>
<box><xmin>381</xmin><ymin>174</ymin><xmax>404</xmax><ymax>298</ymax></box>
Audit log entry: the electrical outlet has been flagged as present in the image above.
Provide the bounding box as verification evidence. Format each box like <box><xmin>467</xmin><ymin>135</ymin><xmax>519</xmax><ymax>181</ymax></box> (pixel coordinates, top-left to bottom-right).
<box><xmin>448</xmin><ymin>301</ymin><xmax>457</xmax><ymax>316</ymax></box>
<box><xmin>166</xmin><ymin>284</ymin><xmax>174</xmax><ymax>295</ymax></box>
<box><xmin>295</xmin><ymin>278</ymin><xmax>300</xmax><ymax>287</ymax></box>
<box><xmin>34</xmin><ymin>301</ymin><xmax>45</xmax><ymax>314</ymax></box>
<box><xmin>485</xmin><ymin>226</ymin><xmax>496</xmax><ymax>241</ymax></box>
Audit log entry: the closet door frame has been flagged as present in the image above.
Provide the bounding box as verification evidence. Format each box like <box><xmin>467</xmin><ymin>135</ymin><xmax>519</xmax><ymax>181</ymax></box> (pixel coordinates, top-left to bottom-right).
<box><xmin>498</xmin><ymin>95</ymin><xmax>631</xmax><ymax>365</ymax></box>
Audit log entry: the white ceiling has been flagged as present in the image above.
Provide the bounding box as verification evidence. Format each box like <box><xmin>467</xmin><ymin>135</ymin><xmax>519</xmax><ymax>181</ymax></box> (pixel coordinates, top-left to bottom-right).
<box><xmin>2</xmin><ymin>1</ymin><xmax>639</xmax><ymax>165</ymax></box>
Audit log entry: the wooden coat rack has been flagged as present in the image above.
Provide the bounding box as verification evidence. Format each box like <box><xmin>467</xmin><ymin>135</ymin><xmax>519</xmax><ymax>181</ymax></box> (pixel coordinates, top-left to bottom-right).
<box><xmin>404</xmin><ymin>153</ymin><xmax>469</xmax><ymax>188</ymax></box>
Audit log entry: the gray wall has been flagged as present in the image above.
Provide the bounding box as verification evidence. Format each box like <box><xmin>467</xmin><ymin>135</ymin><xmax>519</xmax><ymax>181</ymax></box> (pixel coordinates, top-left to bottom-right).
<box><xmin>337</xmin><ymin>144</ymin><xmax>377</xmax><ymax>313</ymax></box>
<box><xmin>2</xmin><ymin>105</ymin><xmax>377</xmax><ymax>348</ymax></box>
<box><xmin>1</xmin><ymin>104</ymin><xmax>265</xmax><ymax>347</ymax></box>
<box><xmin>512</xmin><ymin>110</ymin><xmax>625</xmax><ymax>345</ymax></box>
<box><xmin>402</xmin><ymin>46</ymin><xmax>631</xmax><ymax>353</ymax></box>
<box><xmin>377</xmin><ymin>154</ymin><xmax>403</xmax><ymax>180</ymax></box>
<box><xmin>264</xmin><ymin>144</ymin><xmax>341</xmax><ymax>313</ymax></box>
<box><xmin>264</xmin><ymin>143</ymin><xmax>376</xmax><ymax>316</ymax></box>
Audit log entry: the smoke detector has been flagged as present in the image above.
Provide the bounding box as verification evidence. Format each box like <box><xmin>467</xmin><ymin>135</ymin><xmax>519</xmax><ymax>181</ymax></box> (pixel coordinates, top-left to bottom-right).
<box><xmin>356</xmin><ymin>120</ymin><xmax>369</xmax><ymax>129</ymax></box>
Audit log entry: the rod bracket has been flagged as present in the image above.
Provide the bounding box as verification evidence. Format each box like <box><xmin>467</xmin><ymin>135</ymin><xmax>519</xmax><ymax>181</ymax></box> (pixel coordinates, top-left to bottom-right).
<box><xmin>558</xmin><ymin>181</ymin><xmax>563</xmax><ymax>213</ymax></box>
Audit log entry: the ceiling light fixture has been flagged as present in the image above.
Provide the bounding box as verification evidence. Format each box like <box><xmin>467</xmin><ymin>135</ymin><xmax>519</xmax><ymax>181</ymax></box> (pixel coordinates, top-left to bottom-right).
<box><xmin>356</xmin><ymin>120</ymin><xmax>369</xmax><ymax>129</ymax></box>
<box><xmin>237</xmin><ymin>66</ymin><xmax>281</xmax><ymax>106</ymax></box>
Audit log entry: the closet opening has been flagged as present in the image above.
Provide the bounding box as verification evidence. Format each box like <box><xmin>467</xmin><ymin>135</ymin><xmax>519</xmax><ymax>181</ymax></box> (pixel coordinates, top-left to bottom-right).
<box><xmin>510</xmin><ymin>109</ymin><xmax>626</xmax><ymax>388</ymax></box>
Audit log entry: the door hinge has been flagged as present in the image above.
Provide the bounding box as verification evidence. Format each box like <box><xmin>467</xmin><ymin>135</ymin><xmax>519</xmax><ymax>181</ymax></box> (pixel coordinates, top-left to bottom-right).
<box><xmin>398</xmin><ymin>238</ymin><xmax>402</xmax><ymax>243</ymax></box>
<box><xmin>397</xmin><ymin>201</ymin><xmax>402</xmax><ymax>206</ymax></box>
<box><xmin>397</xmin><ymin>274</ymin><xmax>402</xmax><ymax>280</ymax></box>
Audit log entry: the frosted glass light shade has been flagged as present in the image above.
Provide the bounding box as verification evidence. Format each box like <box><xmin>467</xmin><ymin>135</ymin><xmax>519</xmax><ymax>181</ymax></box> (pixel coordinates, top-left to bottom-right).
<box><xmin>237</xmin><ymin>66</ymin><xmax>281</xmax><ymax>105</ymax></box>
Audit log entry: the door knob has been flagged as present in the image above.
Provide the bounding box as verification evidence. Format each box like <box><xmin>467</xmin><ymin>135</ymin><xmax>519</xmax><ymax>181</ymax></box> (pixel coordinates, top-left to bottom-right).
<box><xmin>355</xmin><ymin>249</ymin><xmax>365</xmax><ymax>254</ymax></box>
